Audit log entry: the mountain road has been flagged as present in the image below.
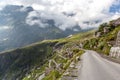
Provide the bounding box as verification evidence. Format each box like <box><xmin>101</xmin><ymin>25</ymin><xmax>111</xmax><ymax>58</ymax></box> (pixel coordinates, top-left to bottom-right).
<box><xmin>78</xmin><ymin>50</ymin><xmax>120</xmax><ymax>80</ymax></box>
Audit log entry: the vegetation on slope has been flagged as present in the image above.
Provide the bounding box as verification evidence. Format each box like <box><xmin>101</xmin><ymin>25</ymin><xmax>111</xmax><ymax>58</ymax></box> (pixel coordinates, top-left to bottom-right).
<box><xmin>22</xmin><ymin>30</ymin><xmax>94</xmax><ymax>80</ymax></box>
<box><xmin>2</xmin><ymin>17</ymin><xmax>120</xmax><ymax>80</ymax></box>
<box><xmin>83</xmin><ymin>18</ymin><xmax>120</xmax><ymax>55</ymax></box>
<box><xmin>42</xmin><ymin>50</ymin><xmax>84</xmax><ymax>80</ymax></box>
<box><xmin>0</xmin><ymin>41</ymin><xmax>58</xmax><ymax>80</ymax></box>
<box><xmin>0</xmin><ymin>30</ymin><xmax>94</xmax><ymax>80</ymax></box>
<box><xmin>22</xmin><ymin>18</ymin><xmax>120</xmax><ymax>80</ymax></box>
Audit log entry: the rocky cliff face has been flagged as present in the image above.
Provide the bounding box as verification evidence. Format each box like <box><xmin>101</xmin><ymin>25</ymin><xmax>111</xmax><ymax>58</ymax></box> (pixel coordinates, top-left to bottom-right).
<box><xmin>115</xmin><ymin>31</ymin><xmax>120</xmax><ymax>47</ymax></box>
<box><xmin>109</xmin><ymin>31</ymin><xmax>120</xmax><ymax>59</ymax></box>
<box><xmin>95</xmin><ymin>18</ymin><xmax>120</xmax><ymax>38</ymax></box>
<box><xmin>84</xmin><ymin>17</ymin><xmax>120</xmax><ymax>55</ymax></box>
<box><xmin>110</xmin><ymin>18</ymin><xmax>120</xmax><ymax>27</ymax></box>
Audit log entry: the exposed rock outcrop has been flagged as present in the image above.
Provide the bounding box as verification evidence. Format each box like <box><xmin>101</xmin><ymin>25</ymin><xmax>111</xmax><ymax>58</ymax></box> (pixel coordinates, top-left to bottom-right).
<box><xmin>110</xmin><ymin>31</ymin><xmax>120</xmax><ymax>58</ymax></box>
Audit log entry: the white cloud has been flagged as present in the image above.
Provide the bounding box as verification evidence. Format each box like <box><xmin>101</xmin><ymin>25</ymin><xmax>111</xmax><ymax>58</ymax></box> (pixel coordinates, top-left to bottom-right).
<box><xmin>3</xmin><ymin>38</ymin><xmax>8</xmax><ymax>41</ymax></box>
<box><xmin>32</xmin><ymin>4</ymin><xmax>45</xmax><ymax>11</ymax></box>
<box><xmin>110</xmin><ymin>12</ymin><xmax>120</xmax><ymax>20</ymax></box>
<box><xmin>1</xmin><ymin>0</ymin><xmax>120</xmax><ymax>30</ymax></box>
<box><xmin>26</xmin><ymin>10</ymin><xmax>77</xmax><ymax>30</ymax></box>
<box><xmin>0</xmin><ymin>26</ymin><xmax>11</xmax><ymax>30</ymax></box>
<box><xmin>0</xmin><ymin>0</ymin><xmax>22</xmax><ymax>10</ymax></box>
<box><xmin>26</xmin><ymin>11</ymin><xmax>48</xmax><ymax>28</ymax></box>
<box><xmin>39</xmin><ymin>11</ymin><xmax>77</xmax><ymax>30</ymax></box>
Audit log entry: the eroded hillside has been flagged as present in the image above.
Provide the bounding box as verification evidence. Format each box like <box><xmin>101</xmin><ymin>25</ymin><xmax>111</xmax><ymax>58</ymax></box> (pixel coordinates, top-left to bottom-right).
<box><xmin>0</xmin><ymin>30</ymin><xmax>94</xmax><ymax>80</ymax></box>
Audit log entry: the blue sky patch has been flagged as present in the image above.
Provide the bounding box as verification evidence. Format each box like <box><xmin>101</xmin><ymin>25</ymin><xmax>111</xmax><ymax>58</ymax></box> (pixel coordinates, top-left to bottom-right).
<box><xmin>110</xmin><ymin>2</ymin><xmax>120</xmax><ymax>13</ymax></box>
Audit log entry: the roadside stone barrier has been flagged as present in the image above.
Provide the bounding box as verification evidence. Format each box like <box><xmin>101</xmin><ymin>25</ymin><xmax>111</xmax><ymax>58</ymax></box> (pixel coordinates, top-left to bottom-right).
<box><xmin>110</xmin><ymin>31</ymin><xmax>120</xmax><ymax>58</ymax></box>
<box><xmin>110</xmin><ymin>47</ymin><xmax>120</xmax><ymax>58</ymax></box>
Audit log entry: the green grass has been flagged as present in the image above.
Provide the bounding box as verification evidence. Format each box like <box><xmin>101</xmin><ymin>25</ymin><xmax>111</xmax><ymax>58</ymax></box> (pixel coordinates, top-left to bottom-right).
<box><xmin>42</xmin><ymin>50</ymin><xmax>84</xmax><ymax>80</ymax></box>
<box><xmin>0</xmin><ymin>41</ymin><xmax>58</xmax><ymax>80</ymax></box>
<box><xmin>57</xmin><ymin>30</ymin><xmax>95</xmax><ymax>43</ymax></box>
<box><xmin>83</xmin><ymin>25</ymin><xmax>120</xmax><ymax>55</ymax></box>
<box><xmin>22</xmin><ymin>19</ymin><xmax>120</xmax><ymax>80</ymax></box>
<box><xmin>0</xmin><ymin>29</ymin><xmax>94</xmax><ymax>80</ymax></box>
<box><xmin>22</xmin><ymin>30</ymin><xmax>94</xmax><ymax>80</ymax></box>
<box><xmin>42</xmin><ymin>70</ymin><xmax>61</xmax><ymax>80</ymax></box>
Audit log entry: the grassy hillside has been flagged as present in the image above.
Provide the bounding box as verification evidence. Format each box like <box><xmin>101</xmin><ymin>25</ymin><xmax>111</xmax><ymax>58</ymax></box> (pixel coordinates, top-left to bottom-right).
<box><xmin>22</xmin><ymin>18</ymin><xmax>120</xmax><ymax>80</ymax></box>
<box><xmin>1</xmin><ymin>17</ymin><xmax>120</xmax><ymax>80</ymax></box>
<box><xmin>0</xmin><ymin>30</ymin><xmax>94</xmax><ymax>80</ymax></box>
<box><xmin>83</xmin><ymin>18</ymin><xmax>120</xmax><ymax>55</ymax></box>
<box><xmin>22</xmin><ymin>30</ymin><xmax>94</xmax><ymax>80</ymax></box>
<box><xmin>0</xmin><ymin>41</ymin><xmax>58</xmax><ymax>80</ymax></box>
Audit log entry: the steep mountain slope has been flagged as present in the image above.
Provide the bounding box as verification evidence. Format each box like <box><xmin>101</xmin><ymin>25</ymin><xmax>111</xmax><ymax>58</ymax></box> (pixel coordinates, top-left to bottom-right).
<box><xmin>0</xmin><ymin>5</ymin><xmax>91</xmax><ymax>52</ymax></box>
<box><xmin>83</xmin><ymin>18</ymin><xmax>120</xmax><ymax>55</ymax></box>
<box><xmin>0</xmin><ymin>41</ymin><xmax>57</xmax><ymax>80</ymax></box>
<box><xmin>1</xmin><ymin>6</ymin><xmax>119</xmax><ymax>79</ymax></box>
<box><xmin>23</xmin><ymin>17</ymin><xmax>120</xmax><ymax>80</ymax></box>
<box><xmin>15</xmin><ymin>18</ymin><xmax>120</xmax><ymax>80</ymax></box>
<box><xmin>0</xmin><ymin>30</ymin><xmax>94</xmax><ymax>80</ymax></box>
<box><xmin>1</xmin><ymin>16</ymin><xmax>119</xmax><ymax>79</ymax></box>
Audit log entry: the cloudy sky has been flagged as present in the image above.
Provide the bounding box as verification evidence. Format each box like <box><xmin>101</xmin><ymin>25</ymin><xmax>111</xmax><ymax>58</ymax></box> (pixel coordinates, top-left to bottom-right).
<box><xmin>0</xmin><ymin>0</ymin><xmax>120</xmax><ymax>30</ymax></box>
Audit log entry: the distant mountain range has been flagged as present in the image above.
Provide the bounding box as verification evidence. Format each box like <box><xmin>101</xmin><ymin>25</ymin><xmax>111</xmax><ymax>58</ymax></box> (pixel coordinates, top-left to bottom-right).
<box><xmin>0</xmin><ymin>5</ymin><xmax>92</xmax><ymax>52</ymax></box>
